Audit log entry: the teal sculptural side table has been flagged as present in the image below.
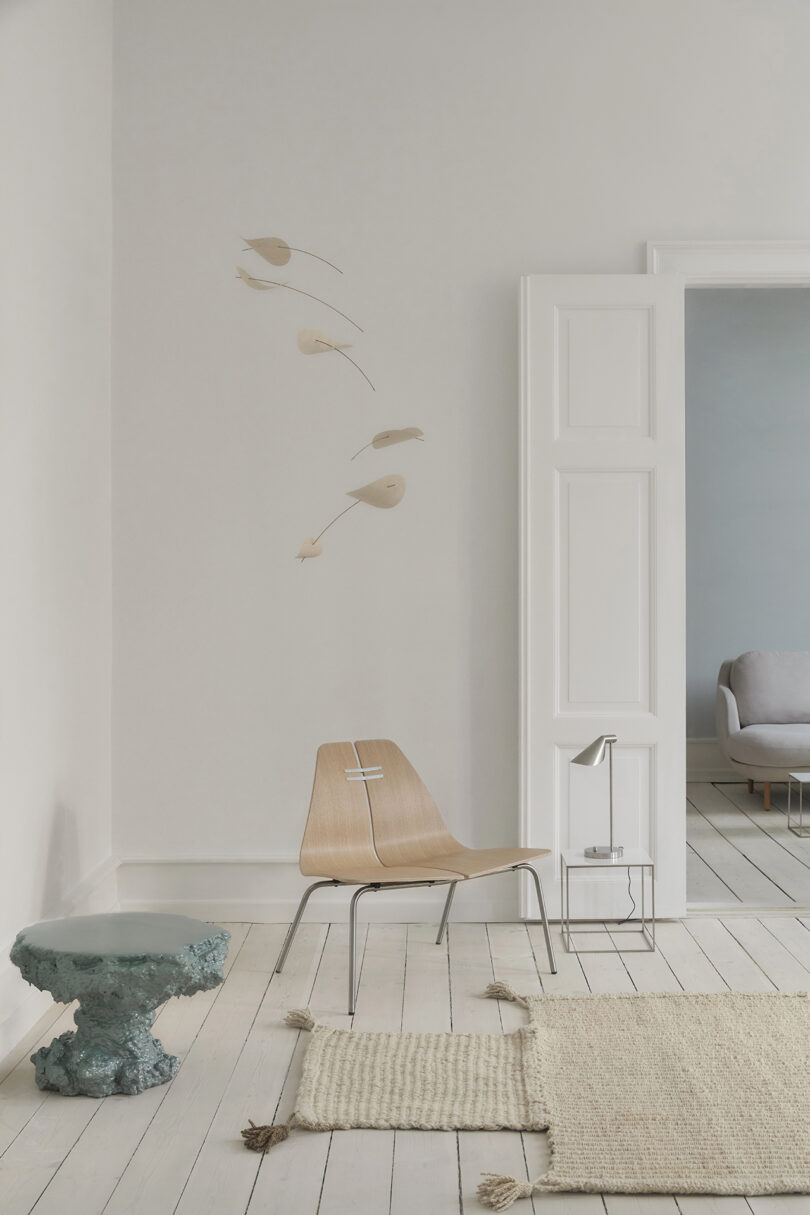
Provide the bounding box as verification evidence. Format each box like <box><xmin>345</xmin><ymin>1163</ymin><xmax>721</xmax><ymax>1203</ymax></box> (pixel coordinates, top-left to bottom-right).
<box><xmin>10</xmin><ymin>912</ymin><xmax>230</xmax><ymax>1097</ymax></box>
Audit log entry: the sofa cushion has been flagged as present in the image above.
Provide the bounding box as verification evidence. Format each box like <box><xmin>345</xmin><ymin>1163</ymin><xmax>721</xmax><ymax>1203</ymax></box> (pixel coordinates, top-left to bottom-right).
<box><xmin>730</xmin><ymin>651</ymin><xmax>810</xmax><ymax>727</ymax></box>
<box><xmin>725</xmin><ymin>723</ymin><xmax>810</xmax><ymax>767</ymax></box>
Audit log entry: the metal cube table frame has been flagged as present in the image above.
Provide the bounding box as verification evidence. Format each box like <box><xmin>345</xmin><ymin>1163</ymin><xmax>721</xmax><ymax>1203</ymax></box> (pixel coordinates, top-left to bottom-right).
<box><xmin>560</xmin><ymin>849</ymin><xmax>655</xmax><ymax>954</ymax></box>
<box><xmin>787</xmin><ymin>772</ymin><xmax>810</xmax><ymax>837</ymax></box>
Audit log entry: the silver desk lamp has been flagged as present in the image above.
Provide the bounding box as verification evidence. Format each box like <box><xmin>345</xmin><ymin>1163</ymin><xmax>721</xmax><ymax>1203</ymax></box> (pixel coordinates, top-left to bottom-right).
<box><xmin>571</xmin><ymin>734</ymin><xmax>623</xmax><ymax>860</ymax></box>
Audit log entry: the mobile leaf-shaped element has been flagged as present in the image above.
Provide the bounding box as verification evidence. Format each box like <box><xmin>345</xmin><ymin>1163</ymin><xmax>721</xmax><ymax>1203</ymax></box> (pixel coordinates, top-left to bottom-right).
<box><xmin>236</xmin><ymin>268</ymin><xmax>363</xmax><ymax>331</ymax></box>
<box><xmin>243</xmin><ymin>236</ymin><xmax>343</xmax><ymax>274</ymax></box>
<box><xmin>296</xmin><ymin>476</ymin><xmax>406</xmax><ymax>562</ymax></box>
<box><xmin>351</xmin><ymin>427</ymin><xmax>424</xmax><ymax>459</ymax></box>
<box><xmin>296</xmin><ymin>329</ymin><xmax>375</xmax><ymax>391</ymax></box>
<box><xmin>347</xmin><ymin>474</ymin><xmax>406</xmax><ymax>509</ymax></box>
<box><xmin>236</xmin><ymin>266</ymin><xmax>281</xmax><ymax>291</ymax></box>
<box><xmin>296</xmin><ymin>537</ymin><xmax>324</xmax><ymax>560</ymax></box>
<box><xmin>296</xmin><ymin>328</ymin><xmax>350</xmax><ymax>354</ymax></box>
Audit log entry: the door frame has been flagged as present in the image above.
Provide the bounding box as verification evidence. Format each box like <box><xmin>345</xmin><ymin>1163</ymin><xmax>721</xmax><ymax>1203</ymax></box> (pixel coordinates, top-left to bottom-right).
<box><xmin>646</xmin><ymin>240</ymin><xmax>810</xmax><ymax>283</ymax></box>
<box><xmin>519</xmin><ymin>241</ymin><xmax>810</xmax><ymax>918</ymax></box>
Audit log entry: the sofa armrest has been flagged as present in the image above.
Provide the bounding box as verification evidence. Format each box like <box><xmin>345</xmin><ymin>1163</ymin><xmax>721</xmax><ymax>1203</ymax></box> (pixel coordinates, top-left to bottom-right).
<box><xmin>716</xmin><ymin>682</ymin><xmax>741</xmax><ymax>743</ymax></box>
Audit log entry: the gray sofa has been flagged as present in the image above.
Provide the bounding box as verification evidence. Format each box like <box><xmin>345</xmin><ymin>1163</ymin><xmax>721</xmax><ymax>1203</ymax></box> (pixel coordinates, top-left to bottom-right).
<box><xmin>716</xmin><ymin>651</ymin><xmax>810</xmax><ymax>809</ymax></box>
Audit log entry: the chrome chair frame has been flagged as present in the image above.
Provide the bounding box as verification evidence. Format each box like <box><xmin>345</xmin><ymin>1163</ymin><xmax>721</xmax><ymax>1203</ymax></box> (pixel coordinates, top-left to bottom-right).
<box><xmin>275</xmin><ymin>864</ymin><xmax>556</xmax><ymax>1014</ymax></box>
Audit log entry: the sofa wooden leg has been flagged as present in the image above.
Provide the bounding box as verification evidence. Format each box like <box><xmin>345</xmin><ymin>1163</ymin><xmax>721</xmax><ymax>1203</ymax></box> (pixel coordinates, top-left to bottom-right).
<box><xmin>763</xmin><ymin>782</ymin><xmax>771</xmax><ymax>810</ymax></box>
<box><xmin>747</xmin><ymin>779</ymin><xmax>754</xmax><ymax>794</ymax></box>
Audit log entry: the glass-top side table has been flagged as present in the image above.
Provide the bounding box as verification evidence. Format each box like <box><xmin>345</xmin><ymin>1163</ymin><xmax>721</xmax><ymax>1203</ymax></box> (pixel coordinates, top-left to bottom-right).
<box><xmin>787</xmin><ymin>772</ymin><xmax>810</xmax><ymax>837</ymax></box>
<box><xmin>560</xmin><ymin>848</ymin><xmax>655</xmax><ymax>954</ymax></box>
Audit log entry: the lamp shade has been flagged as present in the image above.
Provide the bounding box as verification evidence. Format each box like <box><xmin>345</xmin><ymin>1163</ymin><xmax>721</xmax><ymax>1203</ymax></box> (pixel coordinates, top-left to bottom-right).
<box><xmin>571</xmin><ymin>734</ymin><xmax>617</xmax><ymax>766</ymax></box>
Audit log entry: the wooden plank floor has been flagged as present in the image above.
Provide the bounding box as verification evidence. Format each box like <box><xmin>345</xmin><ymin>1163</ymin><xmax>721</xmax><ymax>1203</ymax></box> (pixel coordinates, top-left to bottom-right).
<box><xmin>687</xmin><ymin>782</ymin><xmax>810</xmax><ymax>909</ymax></box>
<box><xmin>3</xmin><ymin>913</ymin><xmax>810</xmax><ymax>1213</ymax></box>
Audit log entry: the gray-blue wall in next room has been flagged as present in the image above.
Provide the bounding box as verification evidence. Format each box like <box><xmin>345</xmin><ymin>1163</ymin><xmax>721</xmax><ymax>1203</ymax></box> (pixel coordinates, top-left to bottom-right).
<box><xmin>686</xmin><ymin>287</ymin><xmax>810</xmax><ymax>737</ymax></box>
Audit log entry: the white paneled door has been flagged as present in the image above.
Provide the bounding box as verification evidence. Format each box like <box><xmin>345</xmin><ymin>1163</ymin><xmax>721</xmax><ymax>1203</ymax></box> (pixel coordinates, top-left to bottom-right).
<box><xmin>520</xmin><ymin>275</ymin><xmax>686</xmax><ymax>919</ymax></box>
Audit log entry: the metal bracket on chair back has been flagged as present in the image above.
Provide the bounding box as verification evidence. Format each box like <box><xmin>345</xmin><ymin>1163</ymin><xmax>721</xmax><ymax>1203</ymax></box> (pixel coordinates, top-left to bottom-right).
<box><xmin>344</xmin><ymin>766</ymin><xmax>384</xmax><ymax>782</ymax></box>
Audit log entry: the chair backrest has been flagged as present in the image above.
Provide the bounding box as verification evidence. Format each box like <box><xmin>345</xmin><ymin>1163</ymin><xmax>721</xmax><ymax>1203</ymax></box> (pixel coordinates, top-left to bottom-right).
<box><xmin>299</xmin><ymin>739</ymin><xmax>460</xmax><ymax>875</ymax></box>
<box><xmin>730</xmin><ymin>650</ymin><xmax>810</xmax><ymax>727</ymax></box>
<box><xmin>355</xmin><ymin>739</ymin><xmax>460</xmax><ymax>867</ymax></box>
<box><xmin>299</xmin><ymin>741</ymin><xmax>385</xmax><ymax>877</ymax></box>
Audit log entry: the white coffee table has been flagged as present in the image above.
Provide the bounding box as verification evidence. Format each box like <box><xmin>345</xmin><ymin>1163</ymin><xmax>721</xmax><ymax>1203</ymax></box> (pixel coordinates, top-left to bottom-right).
<box><xmin>787</xmin><ymin>772</ymin><xmax>810</xmax><ymax>837</ymax></box>
<box><xmin>560</xmin><ymin>848</ymin><xmax>655</xmax><ymax>954</ymax></box>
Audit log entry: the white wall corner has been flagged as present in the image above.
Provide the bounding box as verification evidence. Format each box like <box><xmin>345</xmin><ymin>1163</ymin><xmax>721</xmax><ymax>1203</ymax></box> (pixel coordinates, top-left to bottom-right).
<box><xmin>0</xmin><ymin>855</ymin><xmax>119</xmax><ymax>1065</ymax></box>
<box><xmin>686</xmin><ymin>738</ymin><xmax>738</xmax><ymax>783</ymax></box>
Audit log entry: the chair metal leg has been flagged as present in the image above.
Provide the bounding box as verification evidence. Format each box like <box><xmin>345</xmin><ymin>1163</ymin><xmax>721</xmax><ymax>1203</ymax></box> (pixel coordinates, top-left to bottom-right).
<box><xmin>514</xmin><ymin>863</ymin><xmax>557</xmax><ymax>974</ymax></box>
<box><xmin>435</xmin><ymin>881</ymin><xmax>457</xmax><ymax>944</ymax></box>
<box><xmin>348</xmin><ymin>884</ymin><xmax>376</xmax><ymax>1014</ymax></box>
<box><xmin>275</xmin><ymin>879</ymin><xmax>338</xmax><ymax>973</ymax></box>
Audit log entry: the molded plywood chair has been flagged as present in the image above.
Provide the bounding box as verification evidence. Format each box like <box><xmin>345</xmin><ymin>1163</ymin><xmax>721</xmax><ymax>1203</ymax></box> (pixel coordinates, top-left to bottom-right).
<box><xmin>275</xmin><ymin>740</ymin><xmax>556</xmax><ymax>1012</ymax></box>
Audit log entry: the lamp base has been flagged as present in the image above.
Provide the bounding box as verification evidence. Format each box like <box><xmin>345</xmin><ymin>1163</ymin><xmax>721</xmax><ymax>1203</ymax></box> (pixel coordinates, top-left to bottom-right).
<box><xmin>584</xmin><ymin>844</ymin><xmax>624</xmax><ymax>861</ymax></box>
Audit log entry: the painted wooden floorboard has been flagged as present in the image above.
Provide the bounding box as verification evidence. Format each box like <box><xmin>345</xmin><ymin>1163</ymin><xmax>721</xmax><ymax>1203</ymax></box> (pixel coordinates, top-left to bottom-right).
<box><xmin>687</xmin><ymin>841</ymin><xmax>741</xmax><ymax>905</ymax></box>
<box><xmin>450</xmin><ymin>923</ymin><xmax>532</xmax><ymax>1214</ymax></box>
<box><xmin>0</xmin><ymin>1086</ymin><xmax>102</xmax><ymax>1215</ymax></box>
<box><xmin>720</xmin><ymin>917</ymin><xmax>810</xmax><ymax>990</ymax></box>
<box><xmin>316</xmin><ymin>923</ymin><xmax>407</xmax><ymax>1215</ymax></box>
<box><xmin>676</xmin><ymin>1200</ymin><xmax>753</xmax><ymax>1215</ymax></box>
<box><xmin>246</xmin><ymin>922</ymin><xmax>365</xmax><ymax>1215</ymax></box>
<box><xmin>686</xmin><ymin>802</ymin><xmax>789</xmax><ymax>906</ymax></box>
<box><xmin>487</xmin><ymin>921</ymin><xmax>566</xmax><ymax>1215</ymax></box>
<box><xmin>689</xmin><ymin>785</ymin><xmax>810</xmax><ymax>904</ymax></box>
<box><xmin>0</xmin><ymin>1004</ymin><xmax>78</xmax><ymax>1158</ymax></box>
<box><xmin>101</xmin><ymin>925</ymin><xmax>292</xmax><ymax>1215</ymax></box>
<box><xmin>527</xmin><ymin>923</ymin><xmax>588</xmax><ymax>994</ymax></box>
<box><xmin>760</xmin><ymin>915</ymin><xmax>810</xmax><ymax>971</ymax></box>
<box><xmin>684</xmin><ymin>919</ymin><xmax>774</xmax><ymax>991</ymax></box>
<box><xmin>170</xmin><ymin>922</ymin><xmax>316</xmax><ymax>1215</ymax></box>
<box><xmin>650</xmin><ymin>921</ymin><xmax>727</xmax><ymax>992</ymax></box>
<box><xmin>718</xmin><ymin>784</ymin><xmax>810</xmax><ymax>869</ymax></box>
<box><xmin>747</xmin><ymin>1201</ymin><xmax>810</xmax><ymax>1214</ymax></box>
<box><xmin>389</xmin><ymin>923</ymin><xmax>459</xmax><ymax>1215</ymax></box>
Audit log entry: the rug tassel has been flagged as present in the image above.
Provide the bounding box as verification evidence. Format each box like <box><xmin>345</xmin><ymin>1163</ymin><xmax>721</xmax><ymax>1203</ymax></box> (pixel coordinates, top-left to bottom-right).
<box><xmin>285</xmin><ymin>1007</ymin><xmax>317</xmax><ymax>1031</ymax></box>
<box><xmin>241</xmin><ymin>1116</ymin><xmax>296</xmax><ymax>1153</ymax></box>
<box><xmin>477</xmin><ymin>1173</ymin><xmax>536</xmax><ymax>1210</ymax></box>
<box><xmin>483</xmin><ymin>982</ymin><xmax>529</xmax><ymax>1009</ymax></box>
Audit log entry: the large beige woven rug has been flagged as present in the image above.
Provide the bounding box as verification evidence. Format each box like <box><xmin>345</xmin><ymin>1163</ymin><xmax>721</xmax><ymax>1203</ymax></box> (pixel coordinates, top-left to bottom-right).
<box><xmin>243</xmin><ymin>986</ymin><xmax>810</xmax><ymax>1209</ymax></box>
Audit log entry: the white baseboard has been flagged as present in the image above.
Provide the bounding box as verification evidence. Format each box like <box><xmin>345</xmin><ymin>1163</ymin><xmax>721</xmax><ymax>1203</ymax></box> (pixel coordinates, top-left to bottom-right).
<box><xmin>687</xmin><ymin>903</ymin><xmax>810</xmax><ymax>917</ymax></box>
<box><xmin>687</xmin><ymin>738</ymin><xmax>738</xmax><ymax>783</ymax></box>
<box><xmin>0</xmin><ymin>855</ymin><xmax>119</xmax><ymax>1064</ymax></box>
<box><xmin>116</xmin><ymin>857</ymin><xmax>520</xmax><ymax>923</ymax></box>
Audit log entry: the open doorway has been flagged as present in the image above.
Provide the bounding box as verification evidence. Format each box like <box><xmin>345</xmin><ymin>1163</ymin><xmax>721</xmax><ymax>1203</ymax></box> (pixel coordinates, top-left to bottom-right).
<box><xmin>686</xmin><ymin>286</ymin><xmax>810</xmax><ymax>910</ymax></box>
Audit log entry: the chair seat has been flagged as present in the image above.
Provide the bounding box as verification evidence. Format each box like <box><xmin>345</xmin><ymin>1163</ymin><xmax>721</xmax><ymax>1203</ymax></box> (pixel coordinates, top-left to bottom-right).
<box><xmin>419</xmin><ymin>845</ymin><xmax>551</xmax><ymax>879</ymax></box>
<box><xmin>316</xmin><ymin>863</ymin><xmax>466</xmax><ymax>884</ymax></box>
<box><xmin>314</xmin><ymin>847</ymin><xmax>551</xmax><ymax>885</ymax></box>
<box><xmin>726</xmin><ymin>723</ymin><xmax>810</xmax><ymax>767</ymax></box>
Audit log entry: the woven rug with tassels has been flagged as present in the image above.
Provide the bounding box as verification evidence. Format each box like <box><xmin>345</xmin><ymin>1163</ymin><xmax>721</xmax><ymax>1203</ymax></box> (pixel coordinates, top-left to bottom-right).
<box><xmin>242</xmin><ymin>984</ymin><xmax>810</xmax><ymax>1210</ymax></box>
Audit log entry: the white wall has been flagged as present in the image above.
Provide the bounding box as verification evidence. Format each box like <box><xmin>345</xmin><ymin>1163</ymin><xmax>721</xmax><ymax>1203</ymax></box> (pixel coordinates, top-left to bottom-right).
<box><xmin>112</xmin><ymin>0</ymin><xmax>810</xmax><ymax>918</ymax></box>
<box><xmin>0</xmin><ymin>0</ymin><xmax>113</xmax><ymax>1053</ymax></box>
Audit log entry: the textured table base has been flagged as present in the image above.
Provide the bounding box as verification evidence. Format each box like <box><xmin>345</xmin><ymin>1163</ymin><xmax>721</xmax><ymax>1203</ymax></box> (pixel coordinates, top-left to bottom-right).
<box><xmin>11</xmin><ymin>912</ymin><xmax>230</xmax><ymax>1098</ymax></box>
<box><xmin>32</xmin><ymin>1002</ymin><xmax>178</xmax><ymax>1097</ymax></box>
